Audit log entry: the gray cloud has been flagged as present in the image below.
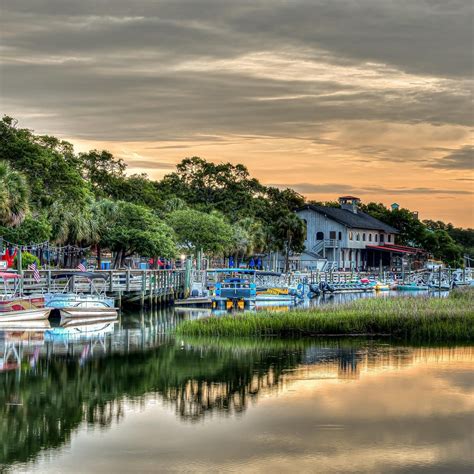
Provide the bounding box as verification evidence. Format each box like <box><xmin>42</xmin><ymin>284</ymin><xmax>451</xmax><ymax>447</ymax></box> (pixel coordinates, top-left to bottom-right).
<box><xmin>430</xmin><ymin>145</ymin><xmax>474</xmax><ymax>170</ymax></box>
<box><xmin>1</xmin><ymin>0</ymin><xmax>473</xmax><ymax>143</ymax></box>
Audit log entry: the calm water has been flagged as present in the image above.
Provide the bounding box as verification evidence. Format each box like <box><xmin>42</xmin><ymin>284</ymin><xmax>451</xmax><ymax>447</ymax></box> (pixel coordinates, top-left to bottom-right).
<box><xmin>1</xmin><ymin>301</ymin><xmax>472</xmax><ymax>473</ymax></box>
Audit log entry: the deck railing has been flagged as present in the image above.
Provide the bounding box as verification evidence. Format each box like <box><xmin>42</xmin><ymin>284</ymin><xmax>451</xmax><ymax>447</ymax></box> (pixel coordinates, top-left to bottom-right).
<box><xmin>1</xmin><ymin>269</ymin><xmax>186</xmax><ymax>303</ymax></box>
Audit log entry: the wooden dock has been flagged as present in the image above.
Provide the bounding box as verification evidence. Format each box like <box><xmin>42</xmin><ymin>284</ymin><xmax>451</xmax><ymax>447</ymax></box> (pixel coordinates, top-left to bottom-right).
<box><xmin>12</xmin><ymin>269</ymin><xmax>187</xmax><ymax>308</ymax></box>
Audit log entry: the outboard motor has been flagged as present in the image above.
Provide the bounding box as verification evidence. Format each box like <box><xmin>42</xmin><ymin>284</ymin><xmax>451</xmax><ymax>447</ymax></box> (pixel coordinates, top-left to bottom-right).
<box><xmin>319</xmin><ymin>282</ymin><xmax>335</xmax><ymax>293</ymax></box>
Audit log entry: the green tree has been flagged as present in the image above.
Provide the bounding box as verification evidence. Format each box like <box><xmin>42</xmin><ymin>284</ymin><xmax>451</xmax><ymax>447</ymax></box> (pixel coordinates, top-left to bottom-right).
<box><xmin>0</xmin><ymin>215</ymin><xmax>52</xmax><ymax>245</ymax></box>
<box><xmin>0</xmin><ymin>160</ymin><xmax>29</xmax><ymax>226</ymax></box>
<box><xmin>159</xmin><ymin>157</ymin><xmax>264</xmax><ymax>219</ymax></box>
<box><xmin>167</xmin><ymin>208</ymin><xmax>235</xmax><ymax>256</ymax></box>
<box><xmin>79</xmin><ymin>149</ymin><xmax>126</xmax><ymax>197</ymax></box>
<box><xmin>0</xmin><ymin>116</ymin><xmax>90</xmax><ymax>208</ymax></box>
<box><xmin>271</xmin><ymin>213</ymin><xmax>306</xmax><ymax>272</ymax></box>
<box><xmin>101</xmin><ymin>202</ymin><xmax>176</xmax><ymax>267</ymax></box>
<box><xmin>48</xmin><ymin>199</ymin><xmax>100</xmax><ymax>246</ymax></box>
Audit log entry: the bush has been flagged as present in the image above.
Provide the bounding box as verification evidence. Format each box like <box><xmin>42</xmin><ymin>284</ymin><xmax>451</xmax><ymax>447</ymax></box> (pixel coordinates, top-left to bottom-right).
<box><xmin>14</xmin><ymin>251</ymin><xmax>40</xmax><ymax>270</ymax></box>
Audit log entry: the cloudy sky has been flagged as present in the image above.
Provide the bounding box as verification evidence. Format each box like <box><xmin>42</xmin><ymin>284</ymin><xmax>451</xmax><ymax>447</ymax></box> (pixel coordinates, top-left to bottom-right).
<box><xmin>1</xmin><ymin>0</ymin><xmax>473</xmax><ymax>225</ymax></box>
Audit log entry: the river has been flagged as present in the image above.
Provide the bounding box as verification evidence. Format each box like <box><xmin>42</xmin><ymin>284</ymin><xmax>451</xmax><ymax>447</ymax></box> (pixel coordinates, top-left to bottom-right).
<box><xmin>1</xmin><ymin>296</ymin><xmax>472</xmax><ymax>473</ymax></box>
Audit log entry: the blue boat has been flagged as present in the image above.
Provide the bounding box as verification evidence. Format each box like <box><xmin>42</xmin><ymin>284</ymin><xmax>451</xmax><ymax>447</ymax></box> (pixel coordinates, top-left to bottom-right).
<box><xmin>396</xmin><ymin>283</ymin><xmax>430</xmax><ymax>291</ymax></box>
<box><xmin>209</xmin><ymin>269</ymin><xmax>257</xmax><ymax>309</ymax></box>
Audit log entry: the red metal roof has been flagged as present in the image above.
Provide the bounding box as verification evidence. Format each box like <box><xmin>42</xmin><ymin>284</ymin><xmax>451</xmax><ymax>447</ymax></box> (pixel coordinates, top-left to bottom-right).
<box><xmin>366</xmin><ymin>245</ymin><xmax>414</xmax><ymax>254</ymax></box>
<box><xmin>382</xmin><ymin>243</ymin><xmax>424</xmax><ymax>252</ymax></box>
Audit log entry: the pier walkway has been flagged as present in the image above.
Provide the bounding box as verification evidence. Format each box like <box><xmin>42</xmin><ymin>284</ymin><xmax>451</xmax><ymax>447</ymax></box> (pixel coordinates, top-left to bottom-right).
<box><xmin>11</xmin><ymin>269</ymin><xmax>187</xmax><ymax>307</ymax></box>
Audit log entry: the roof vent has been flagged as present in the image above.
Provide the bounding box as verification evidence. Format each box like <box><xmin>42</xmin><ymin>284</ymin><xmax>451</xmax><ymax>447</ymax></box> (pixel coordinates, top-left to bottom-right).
<box><xmin>339</xmin><ymin>196</ymin><xmax>360</xmax><ymax>214</ymax></box>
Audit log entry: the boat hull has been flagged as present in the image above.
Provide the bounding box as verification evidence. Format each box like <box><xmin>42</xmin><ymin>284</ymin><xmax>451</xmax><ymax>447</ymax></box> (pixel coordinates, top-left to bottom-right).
<box><xmin>397</xmin><ymin>285</ymin><xmax>429</xmax><ymax>291</ymax></box>
<box><xmin>0</xmin><ymin>308</ymin><xmax>50</xmax><ymax>323</ymax></box>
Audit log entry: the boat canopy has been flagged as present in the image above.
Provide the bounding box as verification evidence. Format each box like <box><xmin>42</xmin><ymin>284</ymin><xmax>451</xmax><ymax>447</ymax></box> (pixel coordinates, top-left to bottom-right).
<box><xmin>51</xmin><ymin>272</ymin><xmax>110</xmax><ymax>280</ymax></box>
<box><xmin>0</xmin><ymin>272</ymin><xmax>20</xmax><ymax>280</ymax></box>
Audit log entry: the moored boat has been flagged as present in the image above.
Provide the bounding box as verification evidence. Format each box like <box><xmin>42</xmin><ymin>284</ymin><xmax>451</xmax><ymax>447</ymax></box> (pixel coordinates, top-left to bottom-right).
<box><xmin>210</xmin><ymin>269</ymin><xmax>257</xmax><ymax>309</ymax></box>
<box><xmin>396</xmin><ymin>283</ymin><xmax>430</xmax><ymax>291</ymax></box>
<box><xmin>0</xmin><ymin>308</ymin><xmax>50</xmax><ymax>324</ymax></box>
<box><xmin>45</xmin><ymin>272</ymin><xmax>115</xmax><ymax>309</ymax></box>
<box><xmin>0</xmin><ymin>272</ymin><xmax>49</xmax><ymax>324</ymax></box>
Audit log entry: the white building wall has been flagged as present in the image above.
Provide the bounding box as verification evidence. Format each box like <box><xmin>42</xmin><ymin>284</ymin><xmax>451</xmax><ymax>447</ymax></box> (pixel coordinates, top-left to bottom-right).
<box><xmin>297</xmin><ymin>208</ymin><xmax>398</xmax><ymax>270</ymax></box>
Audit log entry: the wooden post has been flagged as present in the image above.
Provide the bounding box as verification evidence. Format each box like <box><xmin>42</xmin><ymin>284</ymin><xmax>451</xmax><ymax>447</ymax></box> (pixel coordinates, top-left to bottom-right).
<box><xmin>18</xmin><ymin>247</ymin><xmax>23</xmax><ymax>294</ymax></box>
<box><xmin>141</xmin><ymin>270</ymin><xmax>146</xmax><ymax>306</ymax></box>
<box><xmin>148</xmin><ymin>271</ymin><xmax>153</xmax><ymax>305</ymax></box>
<box><xmin>185</xmin><ymin>258</ymin><xmax>192</xmax><ymax>297</ymax></box>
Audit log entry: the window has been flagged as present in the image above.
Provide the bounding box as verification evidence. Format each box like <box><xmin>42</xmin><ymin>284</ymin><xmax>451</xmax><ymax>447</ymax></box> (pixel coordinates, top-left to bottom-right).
<box><xmin>375</xmin><ymin>234</ymin><xmax>378</xmax><ymax>242</ymax></box>
<box><xmin>388</xmin><ymin>234</ymin><xmax>392</xmax><ymax>243</ymax></box>
<box><xmin>302</xmin><ymin>219</ymin><xmax>307</xmax><ymax>239</ymax></box>
<box><xmin>338</xmin><ymin>231</ymin><xmax>342</xmax><ymax>240</ymax></box>
<box><xmin>316</xmin><ymin>232</ymin><xmax>324</xmax><ymax>240</ymax></box>
<box><xmin>356</xmin><ymin>233</ymin><xmax>360</xmax><ymax>241</ymax></box>
<box><xmin>349</xmin><ymin>231</ymin><xmax>353</xmax><ymax>240</ymax></box>
<box><xmin>379</xmin><ymin>234</ymin><xmax>384</xmax><ymax>243</ymax></box>
<box><xmin>369</xmin><ymin>234</ymin><xmax>372</xmax><ymax>242</ymax></box>
<box><xmin>329</xmin><ymin>231</ymin><xmax>336</xmax><ymax>240</ymax></box>
<box><xmin>362</xmin><ymin>233</ymin><xmax>366</xmax><ymax>241</ymax></box>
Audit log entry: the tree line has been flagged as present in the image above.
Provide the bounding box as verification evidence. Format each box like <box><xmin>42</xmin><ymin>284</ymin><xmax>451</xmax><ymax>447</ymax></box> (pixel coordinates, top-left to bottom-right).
<box><xmin>0</xmin><ymin>116</ymin><xmax>471</xmax><ymax>268</ymax></box>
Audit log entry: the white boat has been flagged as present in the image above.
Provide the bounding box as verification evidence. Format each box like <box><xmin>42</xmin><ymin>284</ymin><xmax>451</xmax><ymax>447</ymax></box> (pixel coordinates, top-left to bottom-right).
<box><xmin>45</xmin><ymin>272</ymin><xmax>115</xmax><ymax>309</ymax></box>
<box><xmin>0</xmin><ymin>308</ymin><xmax>51</xmax><ymax>324</ymax></box>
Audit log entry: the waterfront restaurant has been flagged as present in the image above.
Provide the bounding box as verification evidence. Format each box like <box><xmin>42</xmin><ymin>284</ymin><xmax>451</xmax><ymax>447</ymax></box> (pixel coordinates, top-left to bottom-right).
<box><xmin>296</xmin><ymin>197</ymin><xmax>426</xmax><ymax>271</ymax></box>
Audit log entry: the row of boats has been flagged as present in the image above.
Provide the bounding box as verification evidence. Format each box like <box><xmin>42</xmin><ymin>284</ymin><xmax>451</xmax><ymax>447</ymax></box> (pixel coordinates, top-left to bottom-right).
<box><xmin>0</xmin><ymin>272</ymin><xmax>117</xmax><ymax>328</ymax></box>
<box><xmin>186</xmin><ymin>268</ymin><xmax>472</xmax><ymax>309</ymax></box>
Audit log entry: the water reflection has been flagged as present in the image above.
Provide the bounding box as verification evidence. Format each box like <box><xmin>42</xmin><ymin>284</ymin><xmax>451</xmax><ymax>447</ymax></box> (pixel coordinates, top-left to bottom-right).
<box><xmin>1</xmin><ymin>318</ymin><xmax>472</xmax><ymax>473</ymax></box>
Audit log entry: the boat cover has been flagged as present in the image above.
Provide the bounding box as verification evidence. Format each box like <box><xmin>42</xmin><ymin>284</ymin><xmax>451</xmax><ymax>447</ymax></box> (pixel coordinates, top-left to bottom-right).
<box><xmin>51</xmin><ymin>272</ymin><xmax>110</xmax><ymax>280</ymax></box>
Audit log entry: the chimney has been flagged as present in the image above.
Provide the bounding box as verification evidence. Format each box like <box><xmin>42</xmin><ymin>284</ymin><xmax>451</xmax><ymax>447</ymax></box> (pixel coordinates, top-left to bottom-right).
<box><xmin>339</xmin><ymin>196</ymin><xmax>360</xmax><ymax>214</ymax></box>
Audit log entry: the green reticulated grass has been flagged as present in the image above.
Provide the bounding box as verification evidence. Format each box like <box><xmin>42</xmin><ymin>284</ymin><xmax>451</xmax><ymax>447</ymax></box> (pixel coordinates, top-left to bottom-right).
<box><xmin>175</xmin><ymin>288</ymin><xmax>474</xmax><ymax>342</ymax></box>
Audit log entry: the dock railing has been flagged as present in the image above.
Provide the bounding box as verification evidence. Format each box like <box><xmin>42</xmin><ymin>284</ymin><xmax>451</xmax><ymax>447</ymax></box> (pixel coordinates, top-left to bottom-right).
<box><xmin>2</xmin><ymin>269</ymin><xmax>186</xmax><ymax>307</ymax></box>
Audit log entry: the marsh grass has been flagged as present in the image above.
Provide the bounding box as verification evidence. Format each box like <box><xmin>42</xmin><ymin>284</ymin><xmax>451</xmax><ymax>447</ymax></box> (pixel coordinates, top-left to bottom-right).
<box><xmin>176</xmin><ymin>288</ymin><xmax>474</xmax><ymax>342</ymax></box>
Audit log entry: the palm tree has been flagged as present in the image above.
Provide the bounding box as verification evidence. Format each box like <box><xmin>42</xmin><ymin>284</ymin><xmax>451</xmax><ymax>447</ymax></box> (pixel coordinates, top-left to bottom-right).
<box><xmin>91</xmin><ymin>199</ymin><xmax>119</xmax><ymax>266</ymax></box>
<box><xmin>0</xmin><ymin>161</ymin><xmax>29</xmax><ymax>226</ymax></box>
<box><xmin>274</xmin><ymin>213</ymin><xmax>306</xmax><ymax>272</ymax></box>
<box><xmin>48</xmin><ymin>198</ymin><xmax>101</xmax><ymax>267</ymax></box>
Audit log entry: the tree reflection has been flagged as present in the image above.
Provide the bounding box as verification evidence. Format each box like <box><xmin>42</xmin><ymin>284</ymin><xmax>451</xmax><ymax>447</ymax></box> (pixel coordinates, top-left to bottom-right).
<box><xmin>1</xmin><ymin>338</ymin><xmax>313</xmax><ymax>467</ymax></box>
<box><xmin>0</xmin><ymin>335</ymin><xmax>426</xmax><ymax>468</ymax></box>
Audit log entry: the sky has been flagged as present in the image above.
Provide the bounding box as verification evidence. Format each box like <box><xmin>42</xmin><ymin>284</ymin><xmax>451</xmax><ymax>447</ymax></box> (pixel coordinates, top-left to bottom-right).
<box><xmin>1</xmin><ymin>0</ymin><xmax>473</xmax><ymax>226</ymax></box>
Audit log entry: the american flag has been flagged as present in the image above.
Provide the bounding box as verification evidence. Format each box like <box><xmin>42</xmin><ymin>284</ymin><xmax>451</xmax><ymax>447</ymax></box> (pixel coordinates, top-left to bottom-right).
<box><xmin>77</xmin><ymin>262</ymin><xmax>87</xmax><ymax>272</ymax></box>
<box><xmin>28</xmin><ymin>262</ymin><xmax>41</xmax><ymax>283</ymax></box>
